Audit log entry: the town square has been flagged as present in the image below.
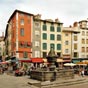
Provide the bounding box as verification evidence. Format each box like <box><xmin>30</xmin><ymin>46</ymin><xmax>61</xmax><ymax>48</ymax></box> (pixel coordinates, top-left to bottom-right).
<box><xmin>1</xmin><ymin>0</ymin><xmax>88</xmax><ymax>88</ymax></box>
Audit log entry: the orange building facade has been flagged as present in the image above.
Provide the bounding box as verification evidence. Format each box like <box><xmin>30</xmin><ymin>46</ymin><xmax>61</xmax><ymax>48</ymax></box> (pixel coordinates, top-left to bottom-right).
<box><xmin>5</xmin><ymin>10</ymin><xmax>33</xmax><ymax>59</ymax></box>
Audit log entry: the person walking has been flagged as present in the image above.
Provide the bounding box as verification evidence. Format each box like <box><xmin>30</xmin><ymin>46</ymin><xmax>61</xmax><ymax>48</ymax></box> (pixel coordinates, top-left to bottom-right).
<box><xmin>81</xmin><ymin>69</ymin><xmax>85</xmax><ymax>77</ymax></box>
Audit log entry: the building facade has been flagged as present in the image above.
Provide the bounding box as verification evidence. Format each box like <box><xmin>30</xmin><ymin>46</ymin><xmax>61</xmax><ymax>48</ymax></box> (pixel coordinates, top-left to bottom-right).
<box><xmin>62</xmin><ymin>23</ymin><xmax>80</xmax><ymax>62</ymax></box>
<box><xmin>4</xmin><ymin>10</ymin><xmax>33</xmax><ymax>59</ymax></box>
<box><xmin>4</xmin><ymin>9</ymin><xmax>88</xmax><ymax>62</ymax></box>
<box><xmin>41</xmin><ymin>19</ymin><xmax>62</xmax><ymax>58</ymax></box>
<box><xmin>4</xmin><ymin>10</ymin><xmax>63</xmax><ymax>60</ymax></box>
<box><xmin>0</xmin><ymin>32</ymin><xmax>5</xmax><ymax>61</ymax></box>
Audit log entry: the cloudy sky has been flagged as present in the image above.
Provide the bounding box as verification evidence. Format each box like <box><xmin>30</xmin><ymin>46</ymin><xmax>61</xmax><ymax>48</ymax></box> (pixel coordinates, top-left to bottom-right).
<box><xmin>0</xmin><ymin>0</ymin><xmax>88</xmax><ymax>36</ymax></box>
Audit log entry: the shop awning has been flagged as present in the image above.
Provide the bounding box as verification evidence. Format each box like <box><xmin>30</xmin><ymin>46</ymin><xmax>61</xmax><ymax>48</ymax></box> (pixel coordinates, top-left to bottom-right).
<box><xmin>31</xmin><ymin>58</ymin><xmax>43</xmax><ymax>63</ymax></box>
<box><xmin>63</xmin><ymin>55</ymin><xmax>71</xmax><ymax>58</ymax></box>
<box><xmin>57</xmin><ymin>59</ymin><xmax>64</xmax><ymax>62</ymax></box>
<box><xmin>0</xmin><ymin>61</ymin><xmax>8</xmax><ymax>64</ymax></box>
<box><xmin>19</xmin><ymin>59</ymin><xmax>31</xmax><ymax>63</ymax></box>
<box><xmin>19</xmin><ymin>58</ymin><xmax>31</xmax><ymax>62</ymax></box>
<box><xmin>72</xmin><ymin>60</ymin><xmax>80</xmax><ymax>64</ymax></box>
<box><xmin>43</xmin><ymin>58</ymin><xmax>47</xmax><ymax>63</ymax></box>
<box><xmin>63</xmin><ymin>60</ymin><xmax>71</xmax><ymax>62</ymax></box>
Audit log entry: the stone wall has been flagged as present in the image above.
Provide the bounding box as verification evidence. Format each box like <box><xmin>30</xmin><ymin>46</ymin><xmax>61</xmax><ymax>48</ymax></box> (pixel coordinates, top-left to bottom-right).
<box><xmin>30</xmin><ymin>69</ymin><xmax>74</xmax><ymax>81</ymax></box>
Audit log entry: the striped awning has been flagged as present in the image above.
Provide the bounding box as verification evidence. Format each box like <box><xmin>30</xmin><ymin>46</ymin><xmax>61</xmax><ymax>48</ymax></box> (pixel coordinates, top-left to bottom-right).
<box><xmin>57</xmin><ymin>59</ymin><xmax>64</xmax><ymax>62</ymax></box>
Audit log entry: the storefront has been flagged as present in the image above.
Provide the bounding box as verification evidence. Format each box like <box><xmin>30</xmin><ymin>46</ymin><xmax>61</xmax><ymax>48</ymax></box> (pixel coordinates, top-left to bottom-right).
<box><xmin>72</xmin><ymin>58</ymin><xmax>88</xmax><ymax>64</ymax></box>
<box><xmin>62</xmin><ymin>55</ymin><xmax>71</xmax><ymax>63</ymax></box>
<box><xmin>31</xmin><ymin>58</ymin><xmax>44</xmax><ymax>68</ymax></box>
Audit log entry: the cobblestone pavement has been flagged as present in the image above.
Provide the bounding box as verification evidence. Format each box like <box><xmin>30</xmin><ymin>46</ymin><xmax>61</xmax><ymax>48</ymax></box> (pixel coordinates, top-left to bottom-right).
<box><xmin>58</xmin><ymin>83</ymin><xmax>88</xmax><ymax>88</ymax></box>
<box><xmin>49</xmin><ymin>75</ymin><xmax>88</xmax><ymax>88</ymax></box>
<box><xmin>0</xmin><ymin>73</ymin><xmax>34</xmax><ymax>88</ymax></box>
<box><xmin>0</xmin><ymin>73</ymin><xmax>88</xmax><ymax>88</ymax></box>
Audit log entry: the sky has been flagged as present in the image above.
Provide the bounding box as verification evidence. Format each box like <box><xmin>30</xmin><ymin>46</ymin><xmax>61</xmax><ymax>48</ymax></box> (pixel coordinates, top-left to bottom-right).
<box><xmin>0</xmin><ymin>0</ymin><xmax>88</xmax><ymax>36</ymax></box>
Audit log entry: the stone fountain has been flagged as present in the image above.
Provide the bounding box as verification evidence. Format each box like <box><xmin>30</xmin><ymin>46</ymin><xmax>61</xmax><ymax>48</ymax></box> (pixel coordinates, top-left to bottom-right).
<box><xmin>30</xmin><ymin>47</ymin><xmax>74</xmax><ymax>82</ymax></box>
<box><xmin>46</xmin><ymin>47</ymin><xmax>58</xmax><ymax>71</ymax></box>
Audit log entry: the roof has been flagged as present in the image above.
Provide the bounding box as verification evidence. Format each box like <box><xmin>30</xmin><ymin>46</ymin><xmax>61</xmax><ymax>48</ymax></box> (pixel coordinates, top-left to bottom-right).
<box><xmin>8</xmin><ymin>9</ymin><xmax>34</xmax><ymax>23</ymax></box>
<box><xmin>79</xmin><ymin>20</ymin><xmax>87</xmax><ymax>23</ymax></box>
<box><xmin>34</xmin><ymin>18</ymin><xmax>63</xmax><ymax>24</ymax></box>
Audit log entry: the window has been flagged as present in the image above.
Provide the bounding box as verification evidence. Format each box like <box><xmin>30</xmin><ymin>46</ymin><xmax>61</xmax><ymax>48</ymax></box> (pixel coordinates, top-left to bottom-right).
<box><xmin>86</xmin><ymin>32</ymin><xmax>88</xmax><ymax>36</ymax></box>
<box><xmin>34</xmin><ymin>22</ymin><xmax>40</xmax><ymax>28</ymax></box>
<box><xmin>43</xmin><ymin>43</ymin><xmax>47</xmax><ymax>50</ymax></box>
<box><xmin>74</xmin><ymin>52</ymin><xmax>78</xmax><ymax>57</ymax></box>
<box><xmin>57</xmin><ymin>26</ymin><xmax>61</xmax><ymax>32</ymax></box>
<box><xmin>86</xmin><ymin>39</ymin><xmax>88</xmax><ymax>44</ymax></box>
<box><xmin>65</xmin><ymin>33</ymin><xmax>68</xmax><ymax>36</ymax></box>
<box><xmin>35</xmin><ymin>31</ymin><xmax>39</xmax><ymax>36</ymax></box>
<box><xmin>65</xmin><ymin>41</ymin><xmax>69</xmax><ymax>45</ymax></box>
<box><xmin>43</xmin><ymin>33</ymin><xmax>47</xmax><ymax>40</ymax></box>
<box><xmin>50</xmin><ymin>34</ymin><xmax>55</xmax><ymax>40</ymax></box>
<box><xmin>35</xmin><ymin>51</ymin><xmax>40</xmax><ymax>57</ymax></box>
<box><xmin>74</xmin><ymin>36</ymin><xmax>77</xmax><ymax>41</ymax></box>
<box><xmin>50</xmin><ymin>25</ymin><xmax>54</xmax><ymax>32</ymax></box>
<box><xmin>57</xmin><ymin>35</ymin><xmax>61</xmax><ymax>40</ymax></box>
<box><xmin>43</xmin><ymin>52</ymin><xmax>47</xmax><ymax>58</ymax></box>
<box><xmin>86</xmin><ymin>47</ymin><xmax>88</xmax><ymax>52</ymax></box>
<box><xmin>65</xmin><ymin>49</ymin><xmax>69</xmax><ymax>53</ymax></box>
<box><xmin>35</xmin><ymin>41</ymin><xmax>39</xmax><ymax>47</ymax></box>
<box><xmin>20</xmin><ymin>19</ymin><xmax>24</xmax><ymax>25</ymax></box>
<box><xmin>50</xmin><ymin>43</ymin><xmax>55</xmax><ymax>49</ymax></box>
<box><xmin>57</xmin><ymin>44</ymin><xmax>61</xmax><ymax>50</ymax></box>
<box><xmin>43</xmin><ymin>24</ymin><xmax>47</xmax><ymax>31</ymax></box>
<box><xmin>74</xmin><ymin>44</ymin><xmax>77</xmax><ymax>50</ymax></box>
<box><xmin>82</xmin><ymin>39</ymin><xmax>85</xmax><ymax>44</ymax></box>
<box><xmin>20</xmin><ymin>13</ymin><xmax>24</xmax><ymax>17</ymax></box>
<box><xmin>82</xmin><ymin>47</ymin><xmax>85</xmax><ymax>52</ymax></box>
<box><xmin>23</xmin><ymin>52</ymin><xmax>28</xmax><ymax>58</ymax></box>
<box><xmin>82</xmin><ymin>31</ymin><xmax>85</xmax><ymax>36</ymax></box>
<box><xmin>20</xmin><ymin>28</ymin><xmax>24</xmax><ymax>36</ymax></box>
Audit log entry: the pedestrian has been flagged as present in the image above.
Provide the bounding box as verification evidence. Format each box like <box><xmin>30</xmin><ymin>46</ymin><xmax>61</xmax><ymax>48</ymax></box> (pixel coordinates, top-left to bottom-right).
<box><xmin>81</xmin><ymin>69</ymin><xmax>85</xmax><ymax>77</ymax></box>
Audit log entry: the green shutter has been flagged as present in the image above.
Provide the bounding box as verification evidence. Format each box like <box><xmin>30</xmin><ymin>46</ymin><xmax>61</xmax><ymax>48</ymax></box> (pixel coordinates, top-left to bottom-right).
<box><xmin>23</xmin><ymin>52</ymin><xmax>28</xmax><ymax>58</ymax></box>
<box><xmin>50</xmin><ymin>26</ymin><xmax>54</xmax><ymax>32</ymax></box>
<box><xmin>43</xmin><ymin>43</ymin><xmax>47</xmax><ymax>50</ymax></box>
<box><xmin>43</xmin><ymin>24</ymin><xmax>47</xmax><ymax>31</ymax></box>
<box><xmin>57</xmin><ymin>44</ymin><xmax>61</xmax><ymax>50</ymax></box>
<box><xmin>57</xmin><ymin>27</ymin><xmax>61</xmax><ymax>32</ymax></box>
<box><xmin>50</xmin><ymin>34</ymin><xmax>55</xmax><ymax>40</ymax></box>
<box><xmin>43</xmin><ymin>33</ymin><xmax>47</xmax><ymax>40</ymax></box>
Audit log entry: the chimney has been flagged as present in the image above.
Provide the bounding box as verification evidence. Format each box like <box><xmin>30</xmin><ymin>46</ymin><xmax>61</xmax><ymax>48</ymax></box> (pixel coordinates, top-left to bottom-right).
<box><xmin>69</xmin><ymin>25</ymin><xmax>72</xmax><ymax>28</ymax></box>
<box><xmin>73</xmin><ymin>22</ymin><xmax>78</xmax><ymax>27</ymax></box>
<box><xmin>34</xmin><ymin>14</ymin><xmax>41</xmax><ymax>19</ymax></box>
<box><xmin>55</xmin><ymin>18</ymin><xmax>59</xmax><ymax>22</ymax></box>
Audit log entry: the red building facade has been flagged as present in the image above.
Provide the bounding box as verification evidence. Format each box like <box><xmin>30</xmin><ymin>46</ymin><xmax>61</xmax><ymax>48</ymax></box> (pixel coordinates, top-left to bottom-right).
<box><xmin>5</xmin><ymin>10</ymin><xmax>33</xmax><ymax>59</ymax></box>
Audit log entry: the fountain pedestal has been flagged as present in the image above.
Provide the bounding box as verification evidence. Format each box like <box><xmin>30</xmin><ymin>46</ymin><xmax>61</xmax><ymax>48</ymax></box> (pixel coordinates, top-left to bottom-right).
<box><xmin>30</xmin><ymin>47</ymin><xmax>74</xmax><ymax>82</ymax></box>
<box><xmin>46</xmin><ymin>47</ymin><xmax>57</xmax><ymax>71</ymax></box>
